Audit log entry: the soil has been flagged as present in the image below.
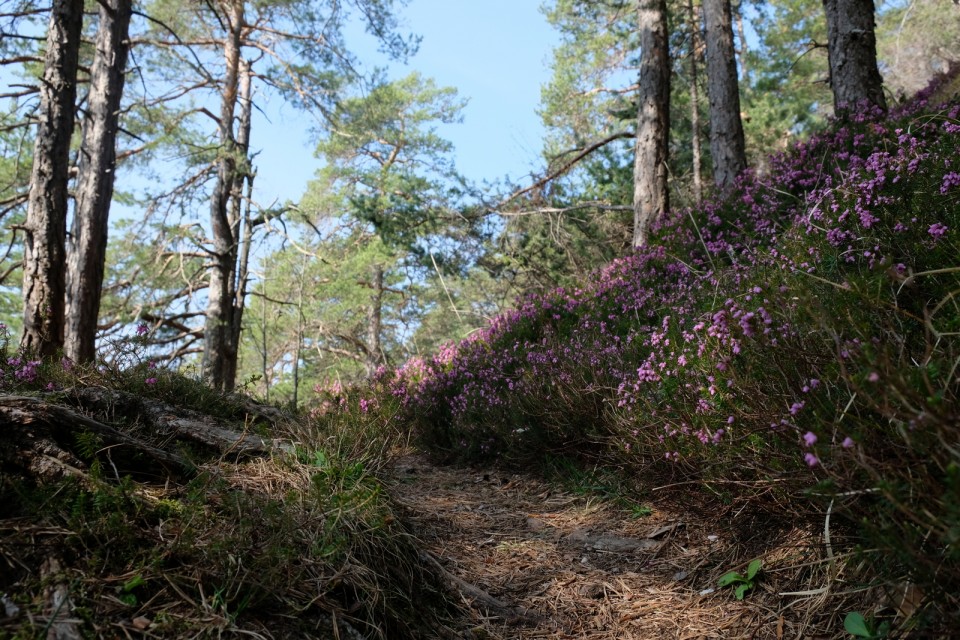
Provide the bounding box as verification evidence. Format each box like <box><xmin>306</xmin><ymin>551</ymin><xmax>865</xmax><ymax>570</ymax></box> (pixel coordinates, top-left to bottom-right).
<box><xmin>385</xmin><ymin>454</ymin><xmax>853</xmax><ymax>640</ymax></box>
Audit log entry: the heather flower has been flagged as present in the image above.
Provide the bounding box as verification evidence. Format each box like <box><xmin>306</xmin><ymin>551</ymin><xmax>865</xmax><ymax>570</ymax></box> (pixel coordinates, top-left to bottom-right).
<box><xmin>136</xmin><ymin>322</ymin><xmax>149</xmax><ymax>336</ymax></box>
<box><xmin>14</xmin><ymin>360</ymin><xmax>41</xmax><ymax>383</ymax></box>
<box><xmin>145</xmin><ymin>377</ymin><xmax>158</xmax><ymax>385</ymax></box>
<box><xmin>804</xmin><ymin>453</ymin><xmax>819</xmax><ymax>467</ymax></box>
<box><xmin>940</xmin><ymin>172</ymin><xmax>960</xmax><ymax>193</ymax></box>
<box><xmin>928</xmin><ymin>222</ymin><xmax>949</xmax><ymax>238</ymax></box>
<box><xmin>803</xmin><ymin>431</ymin><xmax>817</xmax><ymax>447</ymax></box>
<box><xmin>842</xmin><ymin>437</ymin><xmax>855</xmax><ymax>448</ymax></box>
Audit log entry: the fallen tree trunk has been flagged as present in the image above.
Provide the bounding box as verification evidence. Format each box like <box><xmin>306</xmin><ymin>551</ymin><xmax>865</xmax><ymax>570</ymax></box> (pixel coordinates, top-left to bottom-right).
<box><xmin>64</xmin><ymin>387</ymin><xmax>281</xmax><ymax>456</ymax></box>
<box><xmin>0</xmin><ymin>395</ymin><xmax>189</xmax><ymax>478</ymax></box>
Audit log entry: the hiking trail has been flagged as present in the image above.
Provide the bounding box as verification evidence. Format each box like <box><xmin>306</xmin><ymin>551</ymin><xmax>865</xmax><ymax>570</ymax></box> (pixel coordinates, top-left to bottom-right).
<box><xmin>385</xmin><ymin>454</ymin><xmax>827</xmax><ymax>639</ymax></box>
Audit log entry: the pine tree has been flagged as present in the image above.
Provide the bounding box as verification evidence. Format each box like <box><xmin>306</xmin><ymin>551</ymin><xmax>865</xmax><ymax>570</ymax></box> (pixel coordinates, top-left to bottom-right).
<box><xmin>703</xmin><ymin>0</ymin><xmax>747</xmax><ymax>192</ymax></box>
<box><xmin>633</xmin><ymin>0</ymin><xmax>670</xmax><ymax>247</ymax></box>
<box><xmin>20</xmin><ymin>0</ymin><xmax>83</xmax><ymax>356</ymax></box>
<box><xmin>65</xmin><ymin>0</ymin><xmax>133</xmax><ymax>364</ymax></box>
<box><xmin>822</xmin><ymin>0</ymin><xmax>886</xmax><ymax>113</ymax></box>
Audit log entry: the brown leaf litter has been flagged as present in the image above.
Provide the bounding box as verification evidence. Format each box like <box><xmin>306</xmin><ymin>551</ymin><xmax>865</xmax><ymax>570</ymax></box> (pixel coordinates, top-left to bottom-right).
<box><xmin>385</xmin><ymin>454</ymin><xmax>881</xmax><ymax>640</ymax></box>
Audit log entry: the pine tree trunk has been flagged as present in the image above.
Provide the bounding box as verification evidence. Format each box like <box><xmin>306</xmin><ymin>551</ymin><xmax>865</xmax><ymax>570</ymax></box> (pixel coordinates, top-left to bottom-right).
<box><xmin>688</xmin><ymin>0</ymin><xmax>704</xmax><ymax>205</ymax></box>
<box><xmin>366</xmin><ymin>263</ymin><xmax>384</xmax><ymax>376</ymax></box>
<box><xmin>203</xmin><ymin>0</ymin><xmax>244</xmax><ymax>391</ymax></box>
<box><xmin>822</xmin><ymin>0</ymin><xmax>887</xmax><ymax>113</ymax></box>
<box><xmin>222</xmin><ymin>60</ymin><xmax>254</xmax><ymax>391</ymax></box>
<box><xmin>65</xmin><ymin>0</ymin><xmax>132</xmax><ymax>364</ymax></box>
<box><xmin>633</xmin><ymin>0</ymin><xmax>670</xmax><ymax>248</ymax></box>
<box><xmin>703</xmin><ymin>0</ymin><xmax>747</xmax><ymax>193</ymax></box>
<box><xmin>733</xmin><ymin>0</ymin><xmax>748</xmax><ymax>80</ymax></box>
<box><xmin>20</xmin><ymin>0</ymin><xmax>84</xmax><ymax>356</ymax></box>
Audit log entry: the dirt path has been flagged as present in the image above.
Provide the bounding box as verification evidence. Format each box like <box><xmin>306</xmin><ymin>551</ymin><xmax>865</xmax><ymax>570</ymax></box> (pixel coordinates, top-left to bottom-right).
<box><xmin>385</xmin><ymin>455</ymin><xmax>835</xmax><ymax>640</ymax></box>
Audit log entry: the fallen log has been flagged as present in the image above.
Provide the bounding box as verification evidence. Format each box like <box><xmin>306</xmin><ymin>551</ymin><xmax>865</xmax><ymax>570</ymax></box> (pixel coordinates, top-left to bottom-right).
<box><xmin>65</xmin><ymin>387</ymin><xmax>278</xmax><ymax>456</ymax></box>
<box><xmin>0</xmin><ymin>395</ymin><xmax>189</xmax><ymax>476</ymax></box>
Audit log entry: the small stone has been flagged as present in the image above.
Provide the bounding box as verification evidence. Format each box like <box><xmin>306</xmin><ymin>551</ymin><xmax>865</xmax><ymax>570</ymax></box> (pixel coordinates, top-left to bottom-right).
<box><xmin>1</xmin><ymin>593</ymin><xmax>19</xmax><ymax>618</ymax></box>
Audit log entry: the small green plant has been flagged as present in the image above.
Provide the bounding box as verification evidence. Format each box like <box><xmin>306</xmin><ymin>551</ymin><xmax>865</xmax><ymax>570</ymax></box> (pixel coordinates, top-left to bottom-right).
<box><xmin>718</xmin><ymin>558</ymin><xmax>763</xmax><ymax>600</ymax></box>
<box><xmin>844</xmin><ymin>612</ymin><xmax>891</xmax><ymax>638</ymax></box>
<box><xmin>117</xmin><ymin>574</ymin><xmax>146</xmax><ymax>607</ymax></box>
<box><xmin>630</xmin><ymin>504</ymin><xmax>653</xmax><ymax>518</ymax></box>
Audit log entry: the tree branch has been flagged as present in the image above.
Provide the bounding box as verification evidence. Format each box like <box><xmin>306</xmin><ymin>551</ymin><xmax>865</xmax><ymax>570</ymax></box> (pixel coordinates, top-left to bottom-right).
<box><xmin>498</xmin><ymin>130</ymin><xmax>634</xmax><ymax>207</ymax></box>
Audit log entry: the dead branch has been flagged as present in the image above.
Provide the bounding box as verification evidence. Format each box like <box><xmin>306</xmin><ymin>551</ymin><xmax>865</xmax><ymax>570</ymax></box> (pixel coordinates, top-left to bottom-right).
<box><xmin>498</xmin><ymin>130</ymin><xmax>634</xmax><ymax>208</ymax></box>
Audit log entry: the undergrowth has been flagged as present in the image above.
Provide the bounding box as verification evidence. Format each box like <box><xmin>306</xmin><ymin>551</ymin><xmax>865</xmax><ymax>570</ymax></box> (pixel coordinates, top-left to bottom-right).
<box><xmin>0</xmin><ymin>331</ymin><xmax>454</xmax><ymax>639</ymax></box>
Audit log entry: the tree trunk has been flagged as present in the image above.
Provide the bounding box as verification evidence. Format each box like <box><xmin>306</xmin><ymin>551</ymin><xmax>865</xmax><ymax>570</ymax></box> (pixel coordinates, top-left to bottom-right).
<box><xmin>633</xmin><ymin>0</ymin><xmax>670</xmax><ymax>248</ymax></box>
<box><xmin>822</xmin><ymin>0</ymin><xmax>887</xmax><ymax>113</ymax></box>
<box><xmin>65</xmin><ymin>0</ymin><xmax>133</xmax><ymax>364</ymax></box>
<box><xmin>20</xmin><ymin>0</ymin><xmax>83</xmax><ymax>356</ymax></box>
<box><xmin>366</xmin><ymin>263</ymin><xmax>384</xmax><ymax>376</ymax></box>
<box><xmin>222</xmin><ymin>59</ymin><xmax>254</xmax><ymax>391</ymax></box>
<box><xmin>688</xmin><ymin>0</ymin><xmax>704</xmax><ymax>205</ymax></box>
<box><xmin>703</xmin><ymin>0</ymin><xmax>747</xmax><ymax>193</ymax></box>
<box><xmin>203</xmin><ymin>0</ymin><xmax>244</xmax><ymax>391</ymax></box>
<box><xmin>733</xmin><ymin>0</ymin><xmax>748</xmax><ymax>81</ymax></box>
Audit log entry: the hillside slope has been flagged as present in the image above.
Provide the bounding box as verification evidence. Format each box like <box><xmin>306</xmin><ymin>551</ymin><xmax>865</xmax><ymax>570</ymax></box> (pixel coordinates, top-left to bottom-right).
<box><xmin>355</xmin><ymin>74</ymin><xmax>960</xmax><ymax>635</ymax></box>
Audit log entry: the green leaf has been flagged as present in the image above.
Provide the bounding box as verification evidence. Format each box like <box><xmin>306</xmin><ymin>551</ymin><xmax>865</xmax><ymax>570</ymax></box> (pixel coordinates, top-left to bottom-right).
<box><xmin>844</xmin><ymin>612</ymin><xmax>874</xmax><ymax>638</ymax></box>
<box><xmin>746</xmin><ymin>559</ymin><xmax>762</xmax><ymax>580</ymax></box>
<box><xmin>734</xmin><ymin>582</ymin><xmax>751</xmax><ymax>600</ymax></box>
<box><xmin>122</xmin><ymin>575</ymin><xmax>145</xmax><ymax>592</ymax></box>
<box><xmin>717</xmin><ymin>571</ymin><xmax>743</xmax><ymax>587</ymax></box>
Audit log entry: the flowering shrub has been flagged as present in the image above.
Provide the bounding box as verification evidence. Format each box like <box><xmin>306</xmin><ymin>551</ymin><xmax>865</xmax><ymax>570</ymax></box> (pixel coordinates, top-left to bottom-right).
<box><xmin>0</xmin><ymin>322</ymin><xmax>187</xmax><ymax>402</ymax></box>
<box><xmin>368</xmin><ymin>75</ymin><xmax>960</xmax><ymax>625</ymax></box>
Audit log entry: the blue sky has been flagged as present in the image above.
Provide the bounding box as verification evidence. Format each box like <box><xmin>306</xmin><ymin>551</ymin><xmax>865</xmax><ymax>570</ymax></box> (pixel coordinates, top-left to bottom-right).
<box><xmin>250</xmin><ymin>0</ymin><xmax>557</xmax><ymax>208</ymax></box>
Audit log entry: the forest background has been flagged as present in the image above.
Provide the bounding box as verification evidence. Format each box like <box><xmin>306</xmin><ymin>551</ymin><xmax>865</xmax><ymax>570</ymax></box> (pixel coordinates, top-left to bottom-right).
<box><xmin>0</xmin><ymin>0</ymin><xmax>956</xmax><ymax>402</ymax></box>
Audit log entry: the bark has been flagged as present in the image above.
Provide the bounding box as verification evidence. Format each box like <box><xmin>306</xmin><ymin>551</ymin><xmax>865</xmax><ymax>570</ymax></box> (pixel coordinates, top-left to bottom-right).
<box><xmin>66</xmin><ymin>387</ymin><xmax>279</xmax><ymax>455</ymax></box>
<box><xmin>366</xmin><ymin>263</ymin><xmax>384</xmax><ymax>376</ymax></box>
<box><xmin>203</xmin><ymin>0</ymin><xmax>245</xmax><ymax>391</ymax></box>
<box><xmin>65</xmin><ymin>0</ymin><xmax>133</xmax><ymax>364</ymax></box>
<box><xmin>0</xmin><ymin>395</ymin><xmax>189</xmax><ymax>475</ymax></box>
<box><xmin>688</xmin><ymin>0</ymin><xmax>704</xmax><ymax>204</ymax></box>
<box><xmin>20</xmin><ymin>0</ymin><xmax>83</xmax><ymax>356</ymax></box>
<box><xmin>703</xmin><ymin>0</ymin><xmax>747</xmax><ymax>193</ymax></box>
<box><xmin>633</xmin><ymin>0</ymin><xmax>670</xmax><ymax>248</ymax></box>
<box><xmin>733</xmin><ymin>0</ymin><xmax>748</xmax><ymax>80</ymax></box>
<box><xmin>222</xmin><ymin>60</ymin><xmax>254</xmax><ymax>391</ymax></box>
<box><xmin>822</xmin><ymin>0</ymin><xmax>887</xmax><ymax>113</ymax></box>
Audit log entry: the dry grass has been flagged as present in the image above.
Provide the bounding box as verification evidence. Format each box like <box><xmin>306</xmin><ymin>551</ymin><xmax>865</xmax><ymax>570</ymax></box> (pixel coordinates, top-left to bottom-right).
<box><xmin>0</xmin><ymin>399</ymin><xmax>456</xmax><ymax>640</ymax></box>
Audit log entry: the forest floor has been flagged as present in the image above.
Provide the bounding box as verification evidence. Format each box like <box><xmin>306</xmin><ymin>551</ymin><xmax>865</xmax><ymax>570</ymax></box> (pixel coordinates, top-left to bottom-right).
<box><xmin>385</xmin><ymin>454</ymin><xmax>865</xmax><ymax>640</ymax></box>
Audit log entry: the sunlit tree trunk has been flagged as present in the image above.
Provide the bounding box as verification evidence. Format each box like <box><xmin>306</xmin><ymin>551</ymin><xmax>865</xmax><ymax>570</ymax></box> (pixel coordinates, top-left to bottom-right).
<box><xmin>633</xmin><ymin>0</ymin><xmax>670</xmax><ymax>248</ymax></box>
<box><xmin>688</xmin><ymin>0</ymin><xmax>704</xmax><ymax>204</ymax></box>
<box><xmin>21</xmin><ymin>0</ymin><xmax>83</xmax><ymax>356</ymax></box>
<box><xmin>365</xmin><ymin>263</ymin><xmax>384</xmax><ymax>376</ymax></box>
<box><xmin>222</xmin><ymin>59</ymin><xmax>254</xmax><ymax>391</ymax></box>
<box><xmin>733</xmin><ymin>0</ymin><xmax>748</xmax><ymax>81</ymax></box>
<box><xmin>203</xmin><ymin>0</ymin><xmax>244</xmax><ymax>391</ymax></box>
<box><xmin>65</xmin><ymin>0</ymin><xmax>133</xmax><ymax>363</ymax></box>
<box><xmin>703</xmin><ymin>0</ymin><xmax>747</xmax><ymax>193</ymax></box>
<box><xmin>822</xmin><ymin>0</ymin><xmax>886</xmax><ymax>113</ymax></box>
